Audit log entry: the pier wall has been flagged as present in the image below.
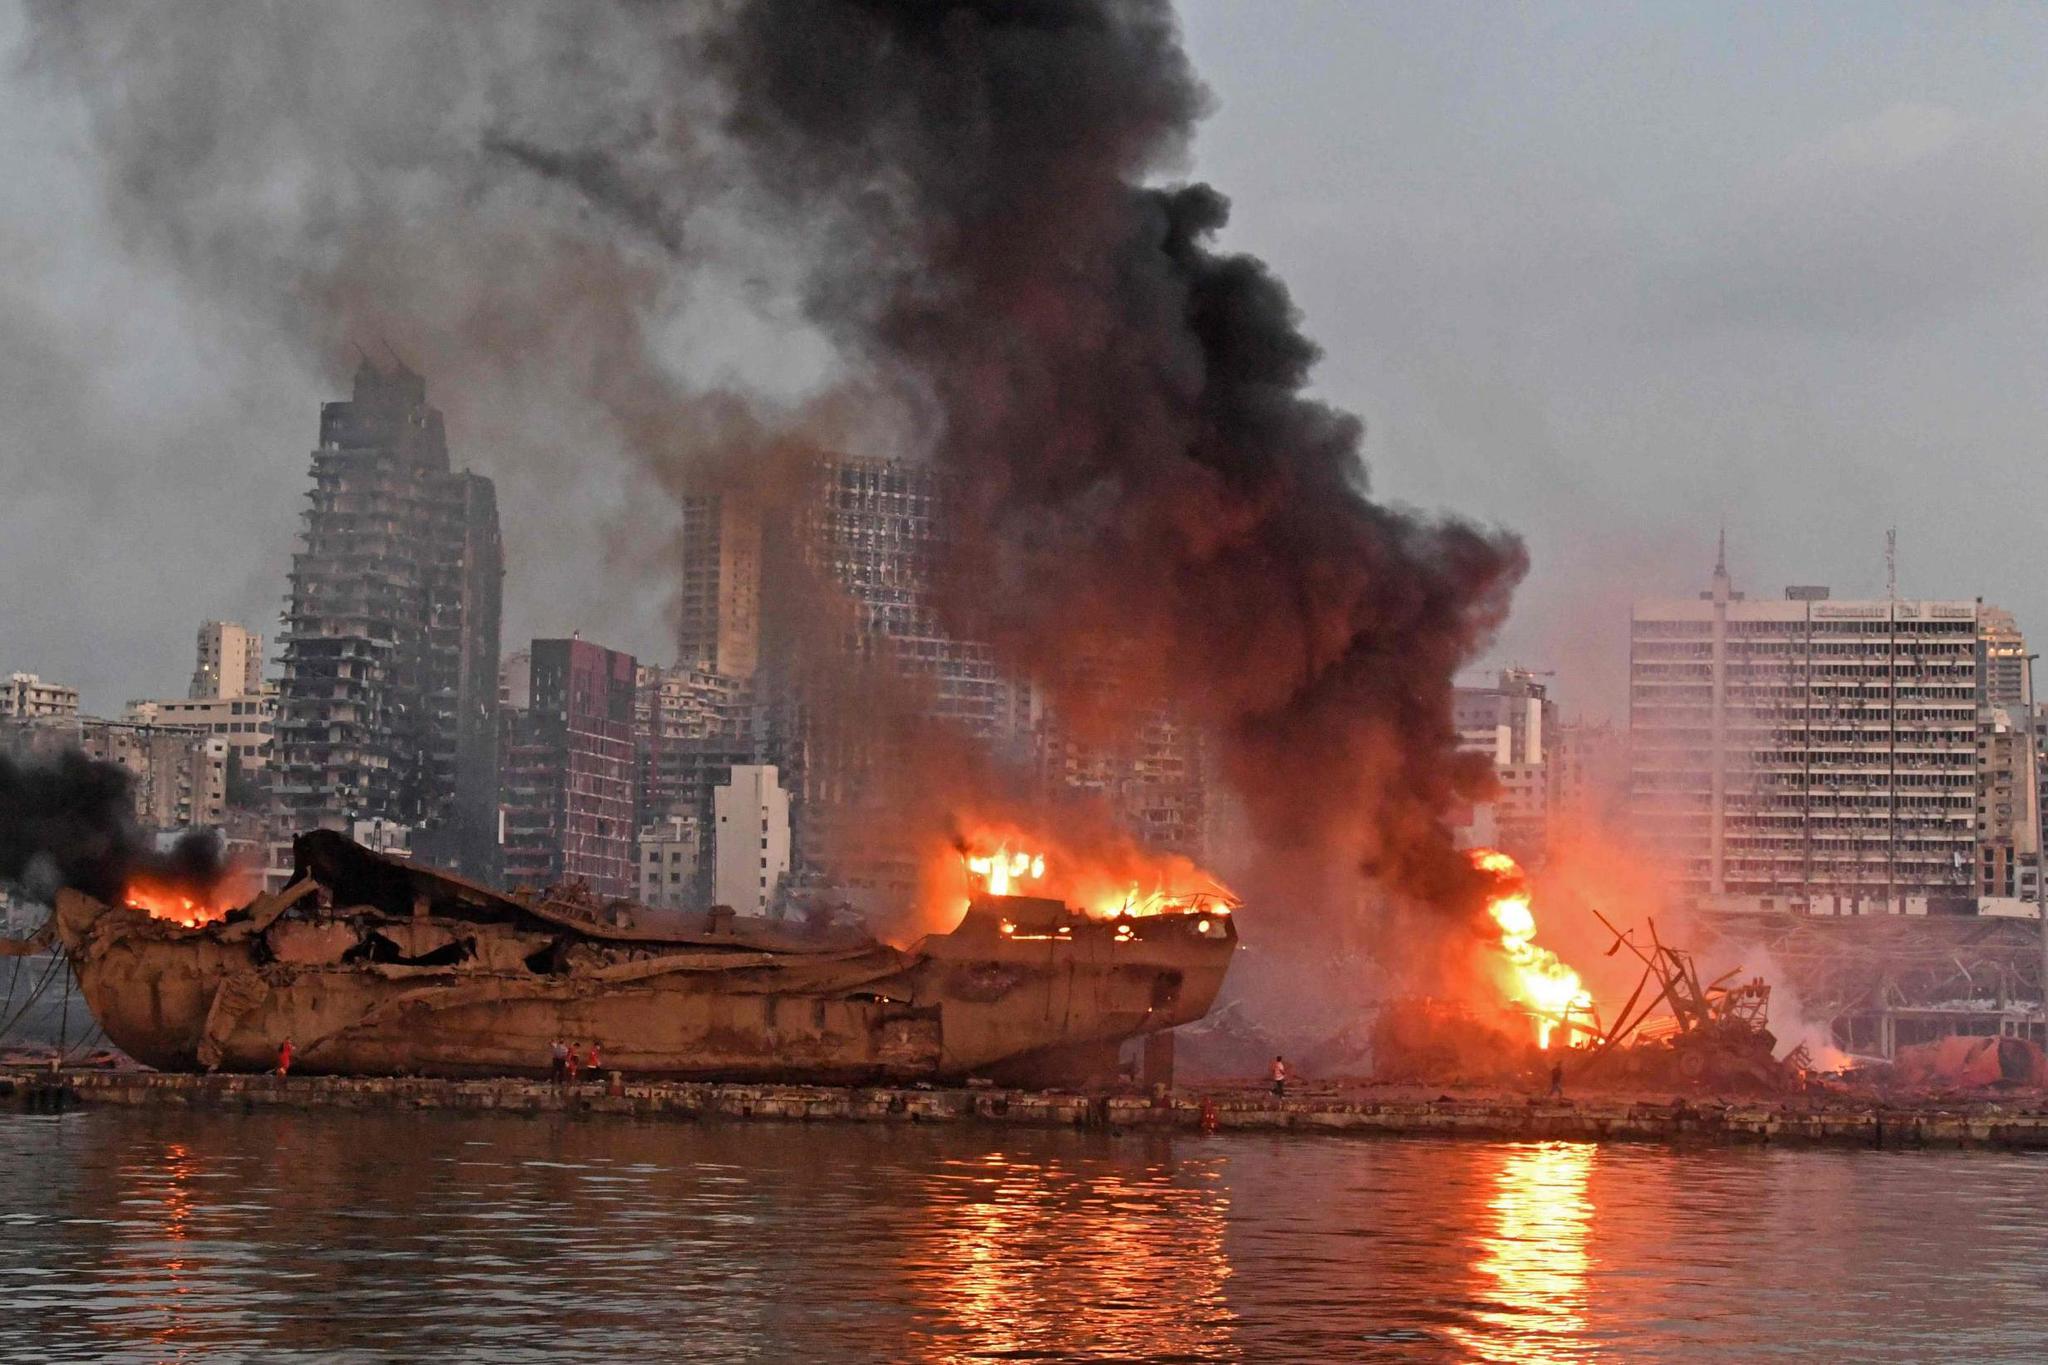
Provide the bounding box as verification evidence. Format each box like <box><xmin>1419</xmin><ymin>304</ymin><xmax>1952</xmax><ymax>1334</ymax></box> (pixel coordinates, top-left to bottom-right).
<box><xmin>9</xmin><ymin>1069</ymin><xmax>2048</xmax><ymax>1149</ymax></box>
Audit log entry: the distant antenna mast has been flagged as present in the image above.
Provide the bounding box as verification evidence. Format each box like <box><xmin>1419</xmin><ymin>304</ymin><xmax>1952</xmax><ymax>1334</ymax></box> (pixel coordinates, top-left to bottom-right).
<box><xmin>1886</xmin><ymin>527</ymin><xmax>1897</xmax><ymax>601</ymax></box>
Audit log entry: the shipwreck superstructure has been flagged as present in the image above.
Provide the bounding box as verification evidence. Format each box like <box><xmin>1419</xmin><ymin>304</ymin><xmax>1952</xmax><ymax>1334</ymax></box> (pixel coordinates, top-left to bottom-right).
<box><xmin>48</xmin><ymin>832</ymin><xmax>1236</xmax><ymax>1085</ymax></box>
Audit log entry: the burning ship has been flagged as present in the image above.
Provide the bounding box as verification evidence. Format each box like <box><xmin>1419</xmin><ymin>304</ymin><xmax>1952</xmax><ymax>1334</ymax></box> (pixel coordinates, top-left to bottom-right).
<box><xmin>44</xmin><ymin>831</ymin><xmax>1237</xmax><ymax>1086</ymax></box>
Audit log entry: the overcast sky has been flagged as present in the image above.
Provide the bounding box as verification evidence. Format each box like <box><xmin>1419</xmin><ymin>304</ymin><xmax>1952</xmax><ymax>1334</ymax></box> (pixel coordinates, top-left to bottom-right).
<box><xmin>5</xmin><ymin>2</ymin><xmax>2048</xmax><ymax>720</ymax></box>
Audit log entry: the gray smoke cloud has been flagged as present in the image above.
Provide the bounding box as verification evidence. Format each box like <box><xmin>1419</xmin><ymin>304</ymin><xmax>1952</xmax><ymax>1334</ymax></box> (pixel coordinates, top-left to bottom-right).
<box><xmin>24</xmin><ymin>0</ymin><xmax>1522</xmax><ymax>921</ymax></box>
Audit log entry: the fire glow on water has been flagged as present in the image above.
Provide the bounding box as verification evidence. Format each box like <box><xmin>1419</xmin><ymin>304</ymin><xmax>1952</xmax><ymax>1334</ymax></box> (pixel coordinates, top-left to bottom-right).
<box><xmin>1473</xmin><ymin>849</ymin><xmax>1592</xmax><ymax>1048</ymax></box>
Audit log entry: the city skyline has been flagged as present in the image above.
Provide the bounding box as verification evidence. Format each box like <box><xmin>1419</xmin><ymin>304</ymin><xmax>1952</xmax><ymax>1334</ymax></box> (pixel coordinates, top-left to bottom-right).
<box><xmin>10</xmin><ymin>5</ymin><xmax>2048</xmax><ymax>725</ymax></box>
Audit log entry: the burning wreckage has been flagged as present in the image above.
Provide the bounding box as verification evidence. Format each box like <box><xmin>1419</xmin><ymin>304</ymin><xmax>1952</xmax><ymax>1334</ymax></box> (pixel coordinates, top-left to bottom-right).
<box><xmin>39</xmin><ymin>832</ymin><xmax>1238</xmax><ymax>1085</ymax></box>
<box><xmin>1364</xmin><ymin>850</ymin><xmax>1806</xmax><ymax>1094</ymax></box>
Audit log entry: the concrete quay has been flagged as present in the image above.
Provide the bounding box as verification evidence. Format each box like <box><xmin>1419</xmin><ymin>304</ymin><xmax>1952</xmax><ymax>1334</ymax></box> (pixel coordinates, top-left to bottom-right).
<box><xmin>7</xmin><ymin>1068</ymin><xmax>2048</xmax><ymax>1149</ymax></box>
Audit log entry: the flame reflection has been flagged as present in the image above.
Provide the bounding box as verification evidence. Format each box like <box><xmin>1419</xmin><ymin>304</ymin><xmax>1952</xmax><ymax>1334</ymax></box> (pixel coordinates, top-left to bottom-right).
<box><xmin>1453</xmin><ymin>1141</ymin><xmax>1595</xmax><ymax>1363</ymax></box>
<box><xmin>97</xmin><ymin>1139</ymin><xmax>204</xmax><ymax>1356</ymax></box>
<box><xmin>920</xmin><ymin>1148</ymin><xmax>1236</xmax><ymax>1359</ymax></box>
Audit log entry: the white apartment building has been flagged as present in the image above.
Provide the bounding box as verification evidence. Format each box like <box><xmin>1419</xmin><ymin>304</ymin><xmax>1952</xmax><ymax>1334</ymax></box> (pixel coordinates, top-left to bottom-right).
<box><xmin>1631</xmin><ymin>553</ymin><xmax>1979</xmax><ymax>907</ymax></box>
<box><xmin>191</xmin><ymin>621</ymin><xmax>265</xmax><ymax>700</ymax></box>
<box><xmin>1</xmin><ymin>673</ymin><xmax>79</xmax><ymax>719</ymax></box>
<box><xmin>637</xmin><ymin>813</ymin><xmax>701</xmax><ymax>909</ymax></box>
<box><xmin>713</xmin><ymin>764</ymin><xmax>791</xmax><ymax>917</ymax></box>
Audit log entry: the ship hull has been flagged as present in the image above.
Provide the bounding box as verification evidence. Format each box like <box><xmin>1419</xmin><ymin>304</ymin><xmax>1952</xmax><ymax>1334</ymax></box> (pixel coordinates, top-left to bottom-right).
<box><xmin>53</xmin><ymin>835</ymin><xmax>1235</xmax><ymax>1086</ymax></box>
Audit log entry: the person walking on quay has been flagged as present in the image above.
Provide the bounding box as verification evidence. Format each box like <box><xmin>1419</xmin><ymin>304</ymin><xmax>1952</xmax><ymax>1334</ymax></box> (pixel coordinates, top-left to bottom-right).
<box><xmin>565</xmin><ymin>1044</ymin><xmax>581</xmax><ymax>1084</ymax></box>
<box><xmin>276</xmin><ymin>1037</ymin><xmax>293</xmax><ymax>1077</ymax></box>
<box><xmin>1548</xmin><ymin>1059</ymin><xmax>1565</xmax><ymax>1099</ymax></box>
<box><xmin>549</xmin><ymin>1038</ymin><xmax>568</xmax><ymax>1086</ymax></box>
<box><xmin>1269</xmin><ymin>1055</ymin><xmax>1289</xmax><ymax>1099</ymax></box>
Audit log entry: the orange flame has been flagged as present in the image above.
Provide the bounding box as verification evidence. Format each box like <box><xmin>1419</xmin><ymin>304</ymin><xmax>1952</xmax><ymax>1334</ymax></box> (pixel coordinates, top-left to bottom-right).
<box><xmin>122</xmin><ymin>872</ymin><xmax>249</xmax><ymax>929</ymax></box>
<box><xmin>947</xmin><ymin>822</ymin><xmax>1234</xmax><ymax>924</ymax></box>
<box><xmin>1473</xmin><ymin>848</ymin><xmax>1592</xmax><ymax>1048</ymax></box>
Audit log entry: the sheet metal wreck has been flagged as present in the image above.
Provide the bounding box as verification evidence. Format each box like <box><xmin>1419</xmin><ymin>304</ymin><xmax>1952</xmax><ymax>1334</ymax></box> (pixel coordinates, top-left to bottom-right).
<box><xmin>50</xmin><ymin>833</ymin><xmax>1237</xmax><ymax>1085</ymax></box>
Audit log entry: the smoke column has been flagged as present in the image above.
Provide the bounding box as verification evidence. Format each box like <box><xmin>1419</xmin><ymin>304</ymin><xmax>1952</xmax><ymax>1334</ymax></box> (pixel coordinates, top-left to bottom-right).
<box><xmin>0</xmin><ymin>751</ymin><xmax>231</xmax><ymax>906</ymax></box>
<box><xmin>27</xmin><ymin>1</ymin><xmax>1524</xmax><ymax>921</ymax></box>
<box><xmin>706</xmin><ymin>1</ymin><xmax>1526</xmax><ymax>914</ymax></box>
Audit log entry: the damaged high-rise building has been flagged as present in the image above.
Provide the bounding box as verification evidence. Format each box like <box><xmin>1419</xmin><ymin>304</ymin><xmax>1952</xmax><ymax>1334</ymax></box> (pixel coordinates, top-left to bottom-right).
<box><xmin>274</xmin><ymin>361</ymin><xmax>503</xmax><ymax>877</ymax></box>
<box><xmin>676</xmin><ymin>452</ymin><xmax>1207</xmax><ymax>905</ymax></box>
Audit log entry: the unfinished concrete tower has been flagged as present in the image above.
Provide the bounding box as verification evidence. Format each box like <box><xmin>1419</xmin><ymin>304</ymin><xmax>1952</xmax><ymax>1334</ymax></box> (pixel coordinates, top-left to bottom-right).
<box><xmin>274</xmin><ymin>360</ymin><xmax>503</xmax><ymax>877</ymax></box>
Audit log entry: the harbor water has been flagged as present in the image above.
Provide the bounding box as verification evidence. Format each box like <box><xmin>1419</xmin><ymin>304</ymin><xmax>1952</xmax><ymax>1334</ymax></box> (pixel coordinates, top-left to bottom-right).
<box><xmin>2</xmin><ymin>1108</ymin><xmax>2043</xmax><ymax>1361</ymax></box>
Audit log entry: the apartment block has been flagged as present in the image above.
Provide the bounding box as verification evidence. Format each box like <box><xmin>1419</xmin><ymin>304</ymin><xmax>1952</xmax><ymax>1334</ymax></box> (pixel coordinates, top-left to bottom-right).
<box><xmin>677</xmin><ymin>493</ymin><xmax>763</xmax><ymax>681</ymax></box>
<box><xmin>1035</xmin><ymin>687</ymin><xmax>1211</xmax><ymax>861</ymax></box>
<box><xmin>1630</xmin><ymin>553</ymin><xmax>1979</xmax><ymax>906</ymax></box>
<box><xmin>1974</xmin><ymin>705</ymin><xmax>2037</xmax><ymax>899</ymax></box>
<box><xmin>499</xmin><ymin>639</ymin><xmax>638</xmax><ymax>899</ymax></box>
<box><xmin>79</xmin><ymin>719</ymin><xmax>230</xmax><ymax>830</ymax></box>
<box><xmin>1454</xmin><ymin>668</ymin><xmax>1558</xmax><ymax>860</ymax></box>
<box><xmin>637</xmin><ymin>813</ymin><xmax>701</xmax><ymax>910</ymax></box>
<box><xmin>1</xmin><ymin>673</ymin><xmax>79</xmax><ymax>720</ymax></box>
<box><xmin>274</xmin><ymin>361</ymin><xmax>502</xmax><ymax>875</ymax></box>
<box><xmin>124</xmin><ymin>693</ymin><xmax>276</xmax><ymax>775</ymax></box>
<box><xmin>635</xmin><ymin>664</ymin><xmax>757</xmax><ymax>827</ymax></box>
<box><xmin>191</xmin><ymin>621</ymin><xmax>265</xmax><ymax>700</ymax></box>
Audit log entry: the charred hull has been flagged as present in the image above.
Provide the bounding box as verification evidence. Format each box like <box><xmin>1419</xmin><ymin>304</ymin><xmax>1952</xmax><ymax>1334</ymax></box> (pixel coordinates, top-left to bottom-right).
<box><xmin>53</xmin><ymin>833</ymin><xmax>1235</xmax><ymax>1085</ymax></box>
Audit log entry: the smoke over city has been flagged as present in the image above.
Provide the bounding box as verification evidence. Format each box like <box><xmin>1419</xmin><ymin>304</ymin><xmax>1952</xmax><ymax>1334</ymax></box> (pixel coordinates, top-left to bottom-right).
<box><xmin>0</xmin><ymin>751</ymin><xmax>230</xmax><ymax>905</ymax></box>
<box><xmin>711</xmin><ymin>2</ymin><xmax>1525</xmax><ymax>914</ymax></box>
<box><xmin>25</xmin><ymin>1</ymin><xmax>1522</xmax><ymax>922</ymax></box>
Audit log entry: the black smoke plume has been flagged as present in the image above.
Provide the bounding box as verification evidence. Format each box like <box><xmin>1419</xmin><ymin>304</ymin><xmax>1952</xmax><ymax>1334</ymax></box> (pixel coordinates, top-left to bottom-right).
<box><xmin>0</xmin><ymin>750</ymin><xmax>231</xmax><ymax>907</ymax></box>
<box><xmin>707</xmin><ymin>1</ymin><xmax>1527</xmax><ymax>915</ymax></box>
<box><xmin>27</xmin><ymin>1</ymin><xmax>1524</xmax><ymax>922</ymax></box>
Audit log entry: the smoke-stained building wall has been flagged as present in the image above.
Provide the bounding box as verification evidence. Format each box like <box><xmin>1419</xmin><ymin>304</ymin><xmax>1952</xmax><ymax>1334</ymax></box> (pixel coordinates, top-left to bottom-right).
<box><xmin>691</xmin><ymin>453</ymin><xmax>1008</xmax><ymax>899</ymax></box>
<box><xmin>500</xmin><ymin>638</ymin><xmax>638</xmax><ymax>899</ymax></box>
<box><xmin>677</xmin><ymin>494</ymin><xmax>764</xmax><ymax>682</ymax></box>
<box><xmin>1032</xmin><ymin>664</ymin><xmax>1211</xmax><ymax>863</ymax></box>
<box><xmin>273</xmin><ymin>361</ymin><xmax>502</xmax><ymax>874</ymax></box>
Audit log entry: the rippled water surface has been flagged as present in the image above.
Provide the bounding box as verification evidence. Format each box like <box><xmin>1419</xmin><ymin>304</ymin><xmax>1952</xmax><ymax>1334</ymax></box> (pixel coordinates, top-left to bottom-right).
<box><xmin>1</xmin><ymin>1108</ymin><xmax>2043</xmax><ymax>1361</ymax></box>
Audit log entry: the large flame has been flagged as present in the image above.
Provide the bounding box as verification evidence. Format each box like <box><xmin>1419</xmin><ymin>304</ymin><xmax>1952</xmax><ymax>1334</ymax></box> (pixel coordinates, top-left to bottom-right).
<box><xmin>122</xmin><ymin>872</ymin><xmax>250</xmax><ymax>929</ymax></box>
<box><xmin>1473</xmin><ymin>849</ymin><xmax>1592</xmax><ymax>1048</ymax></box>
<box><xmin>948</xmin><ymin>822</ymin><xmax>1234</xmax><ymax>923</ymax></box>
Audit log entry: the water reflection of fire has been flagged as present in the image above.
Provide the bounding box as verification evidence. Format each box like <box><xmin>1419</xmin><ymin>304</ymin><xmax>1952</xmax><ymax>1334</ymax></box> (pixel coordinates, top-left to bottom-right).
<box><xmin>952</xmin><ymin>825</ymin><xmax>1235</xmax><ymax>922</ymax></box>
<box><xmin>122</xmin><ymin>874</ymin><xmax>248</xmax><ymax>929</ymax></box>
<box><xmin>926</xmin><ymin>1149</ymin><xmax>1236</xmax><ymax>1358</ymax></box>
<box><xmin>1455</xmin><ymin>1141</ymin><xmax>1595</xmax><ymax>1363</ymax></box>
<box><xmin>1473</xmin><ymin>849</ymin><xmax>1594</xmax><ymax>1048</ymax></box>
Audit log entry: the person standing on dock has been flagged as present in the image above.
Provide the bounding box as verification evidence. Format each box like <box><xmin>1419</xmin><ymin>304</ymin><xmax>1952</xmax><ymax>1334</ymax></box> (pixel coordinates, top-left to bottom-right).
<box><xmin>276</xmin><ymin>1038</ymin><xmax>293</xmax><ymax>1077</ymax></box>
<box><xmin>565</xmin><ymin>1045</ymin><xmax>581</xmax><ymax>1084</ymax></box>
<box><xmin>549</xmin><ymin>1038</ymin><xmax>568</xmax><ymax>1085</ymax></box>
<box><xmin>1269</xmin><ymin>1055</ymin><xmax>1289</xmax><ymax>1099</ymax></box>
<box><xmin>585</xmin><ymin>1042</ymin><xmax>602</xmax><ymax>1082</ymax></box>
<box><xmin>1548</xmin><ymin>1059</ymin><xmax>1564</xmax><ymax>1099</ymax></box>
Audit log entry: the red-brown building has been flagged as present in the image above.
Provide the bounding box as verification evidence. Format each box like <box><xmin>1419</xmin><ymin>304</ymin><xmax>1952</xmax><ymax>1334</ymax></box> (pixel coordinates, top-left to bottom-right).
<box><xmin>500</xmin><ymin>638</ymin><xmax>638</xmax><ymax>898</ymax></box>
